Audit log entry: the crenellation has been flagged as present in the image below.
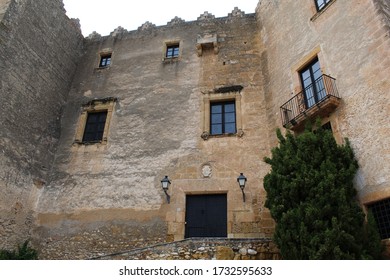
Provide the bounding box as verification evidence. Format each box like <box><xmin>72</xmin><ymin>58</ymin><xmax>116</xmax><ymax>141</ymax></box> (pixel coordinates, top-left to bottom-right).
<box><xmin>167</xmin><ymin>16</ymin><xmax>185</xmax><ymax>26</ymax></box>
<box><xmin>138</xmin><ymin>21</ymin><xmax>157</xmax><ymax>31</ymax></box>
<box><xmin>228</xmin><ymin>7</ymin><xmax>245</xmax><ymax>18</ymax></box>
<box><xmin>197</xmin><ymin>11</ymin><xmax>216</xmax><ymax>21</ymax></box>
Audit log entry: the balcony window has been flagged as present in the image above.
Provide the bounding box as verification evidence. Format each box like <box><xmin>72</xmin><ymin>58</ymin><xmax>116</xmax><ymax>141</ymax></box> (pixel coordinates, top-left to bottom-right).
<box><xmin>300</xmin><ymin>58</ymin><xmax>325</xmax><ymax>108</ymax></box>
<box><xmin>280</xmin><ymin>58</ymin><xmax>341</xmax><ymax>131</ymax></box>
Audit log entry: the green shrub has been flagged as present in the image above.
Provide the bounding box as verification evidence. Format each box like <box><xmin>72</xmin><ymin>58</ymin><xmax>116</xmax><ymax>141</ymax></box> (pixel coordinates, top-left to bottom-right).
<box><xmin>0</xmin><ymin>240</ymin><xmax>38</xmax><ymax>260</ymax></box>
<box><xmin>264</xmin><ymin>124</ymin><xmax>383</xmax><ymax>259</ymax></box>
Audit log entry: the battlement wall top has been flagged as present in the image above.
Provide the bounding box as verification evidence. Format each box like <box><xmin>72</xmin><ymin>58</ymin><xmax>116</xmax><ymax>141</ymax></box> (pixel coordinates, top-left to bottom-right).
<box><xmin>84</xmin><ymin>7</ymin><xmax>255</xmax><ymax>40</ymax></box>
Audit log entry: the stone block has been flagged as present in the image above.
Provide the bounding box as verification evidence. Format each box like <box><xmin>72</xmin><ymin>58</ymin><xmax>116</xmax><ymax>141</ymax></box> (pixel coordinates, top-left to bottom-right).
<box><xmin>216</xmin><ymin>246</ymin><xmax>235</xmax><ymax>260</ymax></box>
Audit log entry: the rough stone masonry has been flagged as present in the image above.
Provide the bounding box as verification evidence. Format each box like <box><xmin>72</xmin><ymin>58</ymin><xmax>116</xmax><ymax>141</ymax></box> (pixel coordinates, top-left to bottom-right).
<box><xmin>0</xmin><ymin>0</ymin><xmax>389</xmax><ymax>259</ymax></box>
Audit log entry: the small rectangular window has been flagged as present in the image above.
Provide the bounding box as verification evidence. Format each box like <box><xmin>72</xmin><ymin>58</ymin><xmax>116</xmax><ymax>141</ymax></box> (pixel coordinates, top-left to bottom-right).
<box><xmin>368</xmin><ymin>198</ymin><xmax>390</xmax><ymax>239</ymax></box>
<box><xmin>99</xmin><ymin>54</ymin><xmax>112</xmax><ymax>67</ymax></box>
<box><xmin>210</xmin><ymin>101</ymin><xmax>236</xmax><ymax>135</ymax></box>
<box><xmin>166</xmin><ymin>44</ymin><xmax>180</xmax><ymax>59</ymax></box>
<box><xmin>315</xmin><ymin>0</ymin><xmax>332</xmax><ymax>11</ymax></box>
<box><xmin>82</xmin><ymin>111</ymin><xmax>107</xmax><ymax>142</ymax></box>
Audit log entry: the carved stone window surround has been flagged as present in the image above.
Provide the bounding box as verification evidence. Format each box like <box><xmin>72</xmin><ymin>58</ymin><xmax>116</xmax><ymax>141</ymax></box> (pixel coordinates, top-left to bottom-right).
<box><xmin>201</xmin><ymin>87</ymin><xmax>244</xmax><ymax>140</ymax></box>
<box><xmin>74</xmin><ymin>97</ymin><xmax>117</xmax><ymax>145</ymax></box>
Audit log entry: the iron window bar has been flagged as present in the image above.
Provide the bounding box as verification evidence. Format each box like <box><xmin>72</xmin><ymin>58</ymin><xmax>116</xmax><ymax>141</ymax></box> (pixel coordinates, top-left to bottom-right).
<box><xmin>280</xmin><ymin>74</ymin><xmax>340</xmax><ymax>128</ymax></box>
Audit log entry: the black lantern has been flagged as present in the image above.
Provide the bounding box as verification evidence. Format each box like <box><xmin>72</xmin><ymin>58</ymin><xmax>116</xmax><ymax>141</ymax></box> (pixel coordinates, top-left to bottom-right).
<box><xmin>161</xmin><ymin>175</ymin><xmax>171</xmax><ymax>203</ymax></box>
<box><xmin>237</xmin><ymin>173</ymin><xmax>247</xmax><ymax>202</ymax></box>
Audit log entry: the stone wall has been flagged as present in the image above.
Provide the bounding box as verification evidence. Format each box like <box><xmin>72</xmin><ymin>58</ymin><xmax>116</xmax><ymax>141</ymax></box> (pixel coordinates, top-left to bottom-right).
<box><xmin>0</xmin><ymin>0</ymin><xmax>83</xmax><ymax>250</ymax></box>
<box><xmin>256</xmin><ymin>0</ymin><xmax>390</xmax><ymax>205</ymax></box>
<box><xmin>94</xmin><ymin>238</ymin><xmax>280</xmax><ymax>260</ymax></box>
<box><xmin>35</xmin><ymin>9</ymin><xmax>275</xmax><ymax>259</ymax></box>
<box><xmin>1</xmin><ymin>0</ymin><xmax>388</xmax><ymax>259</ymax></box>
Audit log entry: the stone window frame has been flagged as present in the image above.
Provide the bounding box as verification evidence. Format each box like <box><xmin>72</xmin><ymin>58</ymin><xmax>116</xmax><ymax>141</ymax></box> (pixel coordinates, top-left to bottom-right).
<box><xmin>163</xmin><ymin>40</ymin><xmax>182</xmax><ymax>62</ymax></box>
<box><xmin>74</xmin><ymin>97</ymin><xmax>117</xmax><ymax>145</ymax></box>
<box><xmin>201</xmin><ymin>87</ymin><xmax>244</xmax><ymax>140</ymax></box>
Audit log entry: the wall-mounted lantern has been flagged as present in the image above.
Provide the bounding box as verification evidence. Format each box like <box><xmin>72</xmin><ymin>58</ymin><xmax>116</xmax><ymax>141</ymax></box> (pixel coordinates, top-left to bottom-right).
<box><xmin>237</xmin><ymin>173</ymin><xmax>247</xmax><ymax>202</ymax></box>
<box><xmin>161</xmin><ymin>175</ymin><xmax>171</xmax><ymax>204</ymax></box>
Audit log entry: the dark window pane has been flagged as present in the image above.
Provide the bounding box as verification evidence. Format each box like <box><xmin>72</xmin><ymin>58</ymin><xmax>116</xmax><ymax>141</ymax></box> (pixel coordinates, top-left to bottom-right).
<box><xmin>224</xmin><ymin>112</ymin><xmax>235</xmax><ymax>123</ymax></box>
<box><xmin>211</xmin><ymin>124</ymin><xmax>222</xmax><ymax>135</ymax></box>
<box><xmin>224</xmin><ymin>123</ymin><xmax>236</xmax><ymax>134</ymax></box>
<box><xmin>224</xmin><ymin>103</ymin><xmax>235</xmax><ymax>113</ymax></box>
<box><xmin>211</xmin><ymin>113</ymin><xmax>222</xmax><ymax>124</ymax></box>
<box><xmin>211</xmin><ymin>104</ymin><xmax>222</xmax><ymax>114</ymax></box>
<box><xmin>83</xmin><ymin>111</ymin><xmax>108</xmax><ymax>142</ymax></box>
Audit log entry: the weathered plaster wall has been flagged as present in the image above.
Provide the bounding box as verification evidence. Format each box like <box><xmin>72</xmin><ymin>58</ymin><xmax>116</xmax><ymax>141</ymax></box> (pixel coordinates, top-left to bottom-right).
<box><xmin>257</xmin><ymin>0</ymin><xmax>390</xmax><ymax>204</ymax></box>
<box><xmin>0</xmin><ymin>0</ymin><xmax>83</xmax><ymax>250</ymax></box>
<box><xmin>35</xmin><ymin>10</ymin><xmax>274</xmax><ymax>259</ymax></box>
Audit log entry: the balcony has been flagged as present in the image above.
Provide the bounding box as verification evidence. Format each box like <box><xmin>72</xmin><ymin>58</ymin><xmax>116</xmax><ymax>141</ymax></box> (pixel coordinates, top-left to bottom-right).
<box><xmin>280</xmin><ymin>74</ymin><xmax>341</xmax><ymax>131</ymax></box>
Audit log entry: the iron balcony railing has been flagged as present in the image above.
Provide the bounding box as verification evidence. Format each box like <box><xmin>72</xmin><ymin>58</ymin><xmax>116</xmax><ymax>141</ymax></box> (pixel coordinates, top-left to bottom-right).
<box><xmin>280</xmin><ymin>74</ymin><xmax>340</xmax><ymax>128</ymax></box>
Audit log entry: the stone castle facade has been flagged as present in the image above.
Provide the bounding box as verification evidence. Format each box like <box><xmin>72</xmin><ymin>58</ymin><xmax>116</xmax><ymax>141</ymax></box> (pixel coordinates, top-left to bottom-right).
<box><xmin>0</xmin><ymin>0</ymin><xmax>389</xmax><ymax>259</ymax></box>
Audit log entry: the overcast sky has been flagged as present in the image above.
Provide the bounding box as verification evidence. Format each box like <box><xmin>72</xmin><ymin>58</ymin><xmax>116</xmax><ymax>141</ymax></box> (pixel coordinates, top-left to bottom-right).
<box><xmin>63</xmin><ymin>0</ymin><xmax>259</xmax><ymax>36</ymax></box>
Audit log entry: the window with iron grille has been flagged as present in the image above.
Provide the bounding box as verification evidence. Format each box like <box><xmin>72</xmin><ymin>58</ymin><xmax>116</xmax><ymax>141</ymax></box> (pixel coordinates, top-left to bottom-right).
<box><xmin>315</xmin><ymin>0</ymin><xmax>332</xmax><ymax>11</ymax></box>
<box><xmin>166</xmin><ymin>44</ymin><xmax>180</xmax><ymax>59</ymax></box>
<box><xmin>210</xmin><ymin>101</ymin><xmax>236</xmax><ymax>135</ymax></box>
<box><xmin>99</xmin><ymin>54</ymin><xmax>111</xmax><ymax>67</ymax></box>
<box><xmin>82</xmin><ymin>111</ymin><xmax>107</xmax><ymax>143</ymax></box>
<box><xmin>368</xmin><ymin>198</ymin><xmax>390</xmax><ymax>239</ymax></box>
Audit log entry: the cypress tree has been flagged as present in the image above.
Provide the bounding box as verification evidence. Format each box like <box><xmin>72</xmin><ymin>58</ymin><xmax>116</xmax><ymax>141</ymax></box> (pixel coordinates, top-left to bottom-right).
<box><xmin>264</xmin><ymin>125</ymin><xmax>382</xmax><ymax>259</ymax></box>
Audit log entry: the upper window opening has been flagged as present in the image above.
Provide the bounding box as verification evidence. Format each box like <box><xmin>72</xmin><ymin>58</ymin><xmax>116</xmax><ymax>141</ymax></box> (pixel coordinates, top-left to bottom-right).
<box><xmin>82</xmin><ymin>111</ymin><xmax>108</xmax><ymax>143</ymax></box>
<box><xmin>210</xmin><ymin>101</ymin><xmax>236</xmax><ymax>135</ymax></box>
<box><xmin>367</xmin><ymin>198</ymin><xmax>390</xmax><ymax>239</ymax></box>
<box><xmin>166</xmin><ymin>44</ymin><xmax>180</xmax><ymax>59</ymax></box>
<box><xmin>99</xmin><ymin>54</ymin><xmax>112</xmax><ymax>68</ymax></box>
<box><xmin>315</xmin><ymin>0</ymin><xmax>332</xmax><ymax>11</ymax></box>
